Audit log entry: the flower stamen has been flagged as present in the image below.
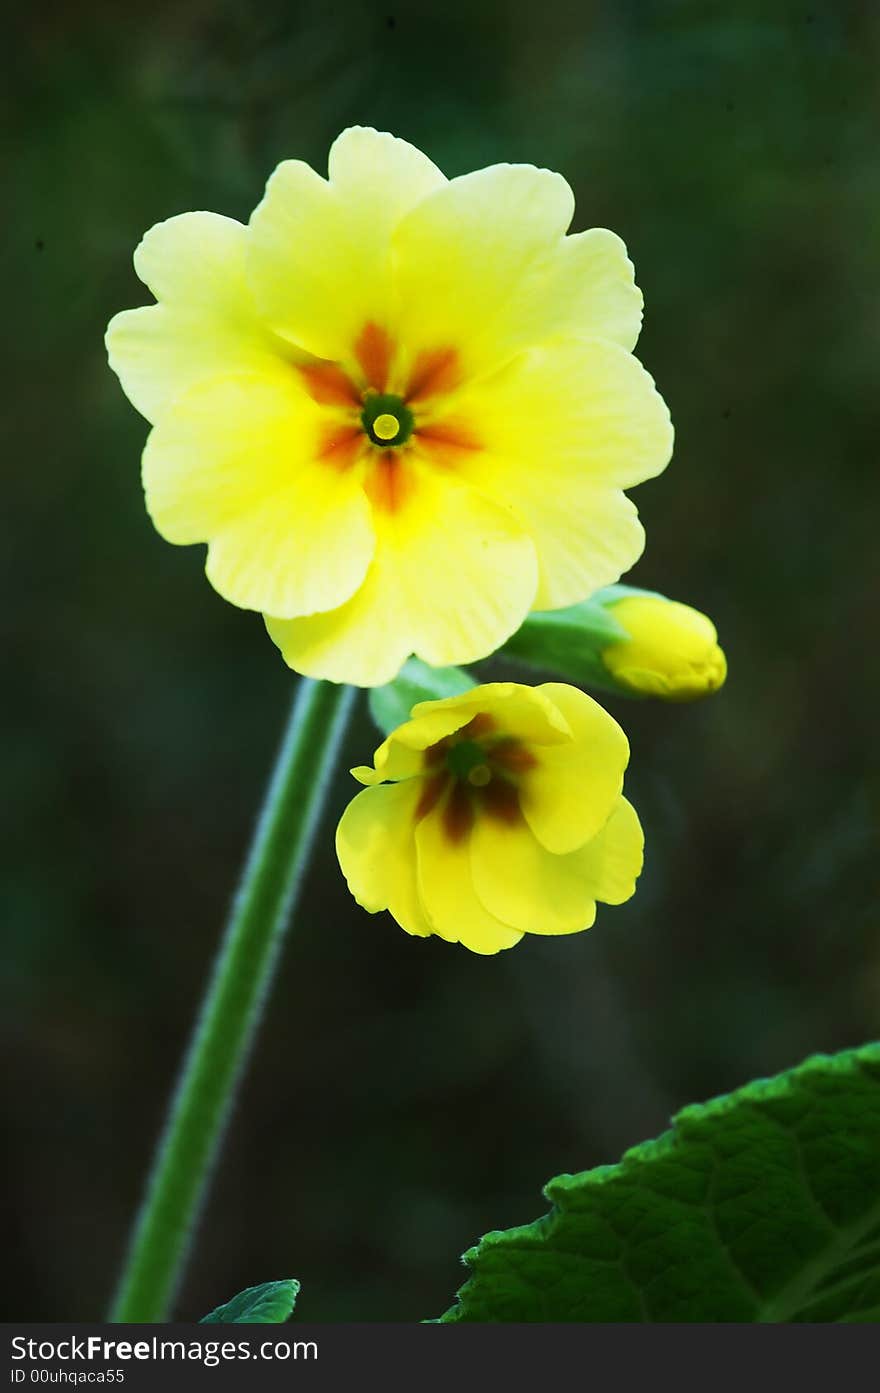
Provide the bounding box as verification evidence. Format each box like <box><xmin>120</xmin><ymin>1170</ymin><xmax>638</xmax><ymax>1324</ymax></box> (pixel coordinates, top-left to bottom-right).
<box><xmin>372</xmin><ymin>412</ymin><xmax>401</xmax><ymax>442</ymax></box>
<box><xmin>361</xmin><ymin>392</ymin><xmax>415</xmax><ymax>447</ymax></box>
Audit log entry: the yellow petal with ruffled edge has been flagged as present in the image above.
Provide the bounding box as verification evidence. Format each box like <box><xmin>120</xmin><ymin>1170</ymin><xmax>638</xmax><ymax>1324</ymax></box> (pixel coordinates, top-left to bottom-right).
<box><xmin>335</xmin><ymin>781</ymin><xmax>432</xmax><ymax>938</ymax></box>
<box><xmin>247</xmin><ymin>128</ymin><xmax>445</xmax><ymax>363</ymax></box>
<box><xmin>470</xmin><ymin>812</ymin><xmax>598</xmax><ymax>935</ymax></box>
<box><xmin>247</xmin><ymin>160</ymin><xmax>363</xmax><ymax>362</ymax></box>
<box><xmin>481</xmin><ymin>227</ymin><xmax>644</xmax><ymax>363</ymax></box>
<box><xmin>470</xmin><ymin>794</ymin><xmax>643</xmax><ymax>935</ymax></box>
<box><xmin>566</xmin><ymin>797</ymin><xmax>644</xmax><ymax>905</ymax></box>
<box><xmin>351</xmin><ymin>720</ymin><xmax>469</xmax><ymax>789</ymax></box>
<box><xmin>352</xmin><ymin>709</ymin><xmax>479</xmax><ymax>788</ymax></box>
<box><xmin>415</xmin><ymin>805</ymin><xmax>523</xmax><ymax>955</ymax></box>
<box><xmin>328</xmin><ymin>126</ymin><xmax>446</xmax><ymax>234</ymax></box>
<box><xmin>392</xmin><ymin>163</ymin><xmax>575</xmax><ymax>378</ymax></box>
<box><xmin>500</xmin><ymin>482</ymin><xmax>645</xmax><ymax>612</ymax></box>
<box><xmin>455</xmin><ymin>338</ymin><xmax>671</xmax><ymax>607</ymax></box>
<box><xmin>266</xmin><ymin>468</ymin><xmax>538</xmax><ymax>687</ymax></box>
<box><xmin>471</xmin><ymin>337</ymin><xmax>673</xmax><ymax>489</ymax></box>
<box><xmin>518</xmin><ymin>683</ymin><xmax>630</xmax><ymax>854</ymax></box>
<box><xmin>142</xmin><ymin>372</ymin><xmax>374</xmax><ymax>618</ymax></box>
<box><xmin>106</xmin><ymin>213</ymin><xmax>291</xmax><ymax>424</ymax></box>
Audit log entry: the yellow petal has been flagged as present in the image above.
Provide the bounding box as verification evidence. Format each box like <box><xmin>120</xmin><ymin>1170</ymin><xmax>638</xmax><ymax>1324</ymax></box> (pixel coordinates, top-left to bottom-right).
<box><xmin>466</xmin><ymin>336</ymin><xmax>673</xmax><ymax>492</ymax></box>
<box><xmin>106</xmin><ymin>213</ymin><xmax>288</xmax><ymax>424</ymax></box>
<box><xmin>470</xmin><ymin>811</ymin><xmax>597</xmax><ymax>935</ymax></box>
<box><xmin>206</xmin><ymin>473</ymin><xmax>374</xmax><ymax>619</ymax></box>
<box><xmin>452</xmin><ymin>338</ymin><xmax>671</xmax><ymax>608</ymax></box>
<box><xmin>392</xmin><ymin>163</ymin><xmax>575</xmax><ymax>375</ymax></box>
<box><xmin>328</xmin><ymin>125</ymin><xmax>446</xmax><ymax>222</ymax></box>
<box><xmin>335</xmin><ymin>780</ymin><xmax>433</xmax><ymax>938</ymax></box>
<box><xmin>482</xmin><ymin>477</ymin><xmax>645</xmax><ymax>611</ymax></box>
<box><xmin>487</xmin><ymin>227</ymin><xmax>644</xmax><ymax>360</ymax></box>
<box><xmin>409</xmin><ymin>682</ymin><xmax>573</xmax><ymax>746</ymax></box>
<box><xmin>248</xmin><ymin>129</ymin><xmax>444</xmax><ymax>363</ymax></box>
<box><xmin>142</xmin><ymin>372</ymin><xmax>374</xmax><ymax>617</ymax></box>
<box><xmin>356</xmin><ymin>718</ymin><xmax>472</xmax><ymax>789</ymax></box>
<box><xmin>471</xmin><ymin>794</ymin><xmax>643</xmax><ymax>933</ymax></box>
<box><xmin>567</xmin><ymin>797</ymin><xmax>644</xmax><ymax>905</ymax></box>
<box><xmin>266</xmin><ymin>466</ymin><xmax>538</xmax><ymax>687</ymax></box>
<box><xmin>355</xmin><ymin>682</ymin><xmax>573</xmax><ymax>786</ymax></box>
<box><xmin>530</xmin><ymin>487</ymin><xmax>644</xmax><ymax>612</ymax></box>
<box><xmin>519</xmin><ymin>683</ymin><xmax>630</xmax><ymax>854</ymax></box>
<box><xmin>133</xmin><ymin>211</ymin><xmax>249</xmax><ymax>304</ymax></box>
<box><xmin>247</xmin><ymin>161</ymin><xmax>364</xmax><ymax>361</ymax></box>
<box><xmin>415</xmin><ymin>805</ymin><xmax>523</xmax><ymax>954</ymax></box>
<box><xmin>142</xmin><ymin>372</ymin><xmax>308</xmax><ymax>541</ymax></box>
<box><xmin>352</xmin><ymin>728</ymin><xmax>444</xmax><ymax>788</ymax></box>
<box><xmin>351</xmin><ymin>749</ymin><xmax>423</xmax><ymax>788</ymax></box>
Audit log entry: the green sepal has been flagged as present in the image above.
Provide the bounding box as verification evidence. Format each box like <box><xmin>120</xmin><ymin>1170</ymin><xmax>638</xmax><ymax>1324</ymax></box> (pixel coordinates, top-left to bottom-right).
<box><xmin>499</xmin><ymin>591</ymin><xmax>627</xmax><ymax>692</ymax></box>
<box><xmin>436</xmin><ymin>1042</ymin><xmax>880</xmax><ymax>1322</ymax></box>
<box><xmin>499</xmin><ymin>585</ymin><xmax>668</xmax><ymax>694</ymax></box>
<box><xmin>368</xmin><ymin>657</ymin><xmax>477</xmax><ymax>736</ymax></box>
<box><xmin>200</xmin><ymin>1278</ymin><xmax>300</xmax><ymax>1324</ymax></box>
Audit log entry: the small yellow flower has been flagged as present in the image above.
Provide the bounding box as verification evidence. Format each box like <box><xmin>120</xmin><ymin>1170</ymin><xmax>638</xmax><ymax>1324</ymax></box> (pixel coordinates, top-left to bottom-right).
<box><xmin>602</xmin><ymin>594</ymin><xmax>727</xmax><ymax>700</ymax></box>
<box><xmin>107</xmin><ymin>127</ymin><xmax>673</xmax><ymax>687</ymax></box>
<box><xmin>336</xmin><ymin>682</ymin><xmax>643</xmax><ymax>955</ymax></box>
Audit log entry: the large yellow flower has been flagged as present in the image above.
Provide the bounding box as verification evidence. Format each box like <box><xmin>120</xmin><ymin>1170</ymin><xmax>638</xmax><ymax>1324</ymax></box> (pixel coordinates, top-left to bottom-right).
<box><xmin>336</xmin><ymin>682</ymin><xmax>643</xmax><ymax>954</ymax></box>
<box><xmin>107</xmin><ymin>127</ymin><xmax>673</xmax><ymax>686</ymax></box>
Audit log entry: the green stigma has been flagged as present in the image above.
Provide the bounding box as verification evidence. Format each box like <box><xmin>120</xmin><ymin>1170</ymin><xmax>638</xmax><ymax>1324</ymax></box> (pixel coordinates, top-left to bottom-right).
<box><xmin>361</xmin><ymin>392</ymin><xmax>415</xmax><ymax>447</ymax></box>
<box><xmin>446</xmin><ymin>740</ymin><xmax>490</xmax><ymax>784</ymax></box>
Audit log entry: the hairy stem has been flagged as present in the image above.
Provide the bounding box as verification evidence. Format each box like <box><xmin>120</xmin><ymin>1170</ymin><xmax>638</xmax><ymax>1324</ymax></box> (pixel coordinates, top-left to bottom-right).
<box><xmin>110</xmin><ymin>678</ymin><xmax>355</xmax><ymax>1322</ymax></box>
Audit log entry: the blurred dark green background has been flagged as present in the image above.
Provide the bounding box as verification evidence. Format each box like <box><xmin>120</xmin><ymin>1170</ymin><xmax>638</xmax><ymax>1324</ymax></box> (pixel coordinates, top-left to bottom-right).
<box><xmin>3</xmin><ymin>0</ymin><xmax>878</xmax><ymax>1322</ymax></box>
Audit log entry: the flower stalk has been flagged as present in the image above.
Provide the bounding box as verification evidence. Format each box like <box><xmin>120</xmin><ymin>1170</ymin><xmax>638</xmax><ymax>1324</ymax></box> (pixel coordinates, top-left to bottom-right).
<box><xmin>110</xmin><ymin>678</ymin><xmax>355</xmax><ymax>1322</ymax></box>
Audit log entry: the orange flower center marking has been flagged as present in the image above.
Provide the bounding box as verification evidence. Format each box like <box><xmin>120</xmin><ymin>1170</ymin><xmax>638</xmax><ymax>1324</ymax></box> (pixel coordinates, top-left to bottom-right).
<box><xmin>297</xmin><ymin>362</ymin><xmax>361</xmax><ymax>408</ymax></box>
<box><xmin>406</xmin><ymin>347</ymin><xmax>462</xmax><ymax>402</ymax></box>
<box><xmin>317</xmin><ymin>423</ymin><xmax>363</xmax><ymax>471</ymax></box>
<box><xmin>296</xmin><ymin>325</ymin><xmax>480</xmax><ymax>515</ymax></box>
<box><xmin>354</xmin><ymin>322</ymin><xmax>394</xmax><ymax>393</ymax></box>
<box><xmin>363</xmin><ymin>453</ymin><xmax>415</xmax><ymax>513</ymax></box>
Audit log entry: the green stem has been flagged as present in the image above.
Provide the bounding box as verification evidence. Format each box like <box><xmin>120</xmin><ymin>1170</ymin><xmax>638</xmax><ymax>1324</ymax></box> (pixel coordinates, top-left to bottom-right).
<box><xmin>110</xmin><ymin>678</ymin><xmax>355</xmax><ymax>1322</ymax></box>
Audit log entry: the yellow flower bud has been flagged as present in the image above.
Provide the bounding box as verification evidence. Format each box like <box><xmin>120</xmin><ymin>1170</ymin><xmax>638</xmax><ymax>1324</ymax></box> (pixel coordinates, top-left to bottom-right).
<box><xmin>601</xmin><ymin>595</ymin><xmax>727</xmax><ymax>702</ymax></box>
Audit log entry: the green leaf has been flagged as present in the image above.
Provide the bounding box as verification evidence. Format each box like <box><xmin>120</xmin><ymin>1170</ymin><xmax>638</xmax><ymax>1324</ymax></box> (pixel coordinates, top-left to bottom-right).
<box><xmin>368</xmin><ymin>657</ymin><xmax>476</xmax><ymax>736</ymax></box>
<box><xmin>438</xmin><ymin>1043</ymin><xmax>880</xmax><ymax>1322</ymax></box>
<box><xmin>200</xmin><ymin>1279</ymin><xmax>300</xmax><ymax>1324</ymax></box>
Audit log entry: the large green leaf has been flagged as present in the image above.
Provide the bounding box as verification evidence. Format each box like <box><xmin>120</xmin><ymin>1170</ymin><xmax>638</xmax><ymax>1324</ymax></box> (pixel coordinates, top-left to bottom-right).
<box><xmin>438</xmin><ymin>1044</ymin><xmax>880</xmax><ymax>1322</ymax></box>
<box><xmin>200</xmin><ymin>1278</ymin><xmax>300</xmax><ymax>1323</ymax></box>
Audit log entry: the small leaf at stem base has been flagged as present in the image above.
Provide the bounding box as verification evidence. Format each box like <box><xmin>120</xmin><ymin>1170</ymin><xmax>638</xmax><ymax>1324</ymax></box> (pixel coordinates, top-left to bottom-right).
<box><xmin>200</xmin><ymin>1278</ymin><xmax>300</xmax><ymax>1324</ymax></box>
